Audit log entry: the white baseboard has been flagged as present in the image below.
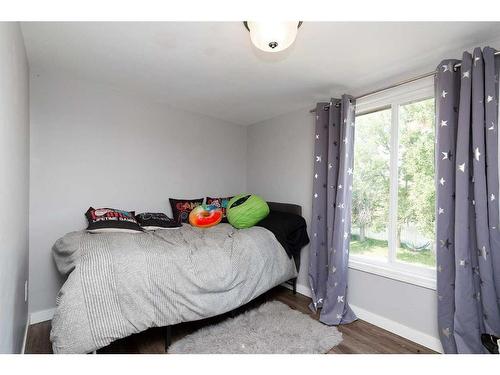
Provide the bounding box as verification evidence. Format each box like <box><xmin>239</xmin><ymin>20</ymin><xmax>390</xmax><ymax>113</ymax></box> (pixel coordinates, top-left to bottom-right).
<box><xmin>30</xmin><ymin>308</ymin><xmax>55</xmax><ymax>325</ymax></box>
<box><xmin>282</xmin><ymin>282</ymin><xmax>442</xmax><ymax>353</ymax></box>
<box><xmin>21</xmin><ymin>315</ymin><xmax>29</xmax><ymax>354</ymax></box>
<box><xmin>349</xmin><ymin>304</ymin><xmax>443</xmax><ymax>353</ymax></box>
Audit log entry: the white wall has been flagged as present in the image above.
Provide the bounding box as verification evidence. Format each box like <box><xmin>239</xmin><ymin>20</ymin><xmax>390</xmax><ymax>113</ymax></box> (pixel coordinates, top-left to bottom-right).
<box><xmin>247</xmin><ymin>108</ymin><xmax>314</xmax><ymax>289</ymax></box>
<box><xmin>29</xmin><ymin>72</ymin><xmax>247</xmax><ymax>314</ymax></box>
<box><xmin>247</xmin><ymin>107</ymin><xmax>441</xmax><ymax>350</ymax></box>
<box><xmin>0</xmin><ymin>23</ymin><xmax>30</xmax><ymax>353</ymax></box>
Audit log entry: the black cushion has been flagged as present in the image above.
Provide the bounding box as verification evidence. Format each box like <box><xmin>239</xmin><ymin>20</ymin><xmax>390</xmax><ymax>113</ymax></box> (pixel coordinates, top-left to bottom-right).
<box><xmin>169</xmin><ymin>198</ymin><xmax>203</xmax><ymax>224</ymax></box>
<box><xmin>135</xmin><ymin>212</ymin><xmax>181</xmax><ymax>229</ymax></box>
<box><xmin>85</xmin><ymin>207</ymin><xmax>143</xmax><ymax>232</ymax></box>
<box><xmin>206</xmin><ymin>196</ymin><xmax>233</xmax><ymax>223</ymax></box>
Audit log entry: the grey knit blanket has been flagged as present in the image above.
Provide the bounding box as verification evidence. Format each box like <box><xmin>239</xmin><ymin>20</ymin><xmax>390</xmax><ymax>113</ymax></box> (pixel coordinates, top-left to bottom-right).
<box><xmin>50</xmin><ymin>224</ymin><xmax>296</xmax><ymax>353</ymax></box>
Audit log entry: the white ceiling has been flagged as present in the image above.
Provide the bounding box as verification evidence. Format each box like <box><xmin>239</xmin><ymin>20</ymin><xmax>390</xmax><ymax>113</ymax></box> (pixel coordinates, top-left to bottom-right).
<box><xmin>21</xmin><ymin>22</ymin><xmax>500</xmax><ymax>126</ymax></box>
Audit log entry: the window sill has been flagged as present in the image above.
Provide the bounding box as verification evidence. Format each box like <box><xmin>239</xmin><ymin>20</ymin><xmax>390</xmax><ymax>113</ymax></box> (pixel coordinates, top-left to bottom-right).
<box><xmin>348</xmin><ymin>257</ymin><xmax>437</xmax><ymax>290</ymax></box>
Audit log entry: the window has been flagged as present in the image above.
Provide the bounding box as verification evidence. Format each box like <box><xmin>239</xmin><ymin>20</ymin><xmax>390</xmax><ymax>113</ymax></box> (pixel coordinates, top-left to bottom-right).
<box><xmin>349</xmin><ymin>78</ymin><xmax>436</xmax><ymax>289</ymax></box>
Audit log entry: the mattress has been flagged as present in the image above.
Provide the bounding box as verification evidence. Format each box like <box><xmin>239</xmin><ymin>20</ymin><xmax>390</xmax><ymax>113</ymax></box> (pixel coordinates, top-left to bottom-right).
<box><xmin>50</xmin><ymin>223</ymin><xmax>297</xmax><ymax>353</ymax></box>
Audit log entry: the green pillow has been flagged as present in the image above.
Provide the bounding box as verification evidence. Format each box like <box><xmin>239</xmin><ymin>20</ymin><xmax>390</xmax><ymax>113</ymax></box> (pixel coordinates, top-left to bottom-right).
<box><xmin>227</xmin><ymin>194</ymin><xmax>270</xmax><ymax>229</ymax></box>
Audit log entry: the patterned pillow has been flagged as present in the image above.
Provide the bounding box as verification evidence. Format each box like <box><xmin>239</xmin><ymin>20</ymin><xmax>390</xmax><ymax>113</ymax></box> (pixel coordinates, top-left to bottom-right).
<box><xmin>169</xmin><ymin>198</ymin><xmax>203</xmax><ymax>224</ymax></box>
<box><xmin>85</xmin><ymin>207</ymin><xmax>143</xmax><ymax>233</ymax></box>
<box><xmin>206</xmin><ymin>196</ymin><xmax>233</xmax><ymax>222</ymax></box>
<box><xmin>135</xmin><ymin>212</ymin><xmax>181</xmax><ymax>230</ymax></box>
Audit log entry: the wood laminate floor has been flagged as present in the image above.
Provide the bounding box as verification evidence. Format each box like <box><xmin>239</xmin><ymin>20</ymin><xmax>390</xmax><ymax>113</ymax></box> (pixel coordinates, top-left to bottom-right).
<box><xmin>25</xmin><ymin>286</ymin><xmax>436</xmax><ymax>354</ymax></box>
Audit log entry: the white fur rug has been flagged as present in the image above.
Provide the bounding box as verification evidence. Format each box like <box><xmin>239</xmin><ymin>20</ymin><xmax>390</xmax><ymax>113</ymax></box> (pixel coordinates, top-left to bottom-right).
<box><xmin>168</xmin><ymin>301</ymin><xmax>342</xmax><ymax>354</ymax></box>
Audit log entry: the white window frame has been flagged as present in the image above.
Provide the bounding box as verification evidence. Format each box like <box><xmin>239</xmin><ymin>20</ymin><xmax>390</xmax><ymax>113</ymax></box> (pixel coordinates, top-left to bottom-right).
<box><xmin>349</xmin><ymin>76</ymin><xmax>437</xmax><ymax>290</ymax></box>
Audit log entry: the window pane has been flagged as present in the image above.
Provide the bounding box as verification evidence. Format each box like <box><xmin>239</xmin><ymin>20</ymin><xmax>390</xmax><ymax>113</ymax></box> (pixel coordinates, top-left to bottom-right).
<box><xmin>350</xmin><ymin>108</ymin><xmax>391</xmax><ymax>261</ymax></box>
<box><xmin>397</xmin><ymin>98</ymin><xmax>436</xmax><ymax>268</ymax></box>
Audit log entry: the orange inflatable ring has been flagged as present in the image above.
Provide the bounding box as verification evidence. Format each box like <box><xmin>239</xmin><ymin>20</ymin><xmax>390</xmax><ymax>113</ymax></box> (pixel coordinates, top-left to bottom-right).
<box><xmin>189</xmin><ymin>205</ymin><xmax>223</xmax><ymax>228</ymax></box>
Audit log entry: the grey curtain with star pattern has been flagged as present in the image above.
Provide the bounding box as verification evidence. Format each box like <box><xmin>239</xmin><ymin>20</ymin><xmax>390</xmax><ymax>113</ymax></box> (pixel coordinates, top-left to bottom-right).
<box><xmin>308</xmin><ymin>95</ymin><xmax>357</xmax><ymax>325</ymax></box>
<box><xmin>436</xmin><ymin>47</ymin><xmax>500</xmax><ymax>354</ymax></box>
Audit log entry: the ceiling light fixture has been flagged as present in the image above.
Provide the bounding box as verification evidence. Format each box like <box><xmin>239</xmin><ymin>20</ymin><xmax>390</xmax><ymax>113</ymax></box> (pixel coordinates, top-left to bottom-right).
<box><xmin>243</xmin><ymin>21</ymin><xmax>302</xmax><ymax>53</ymax></box>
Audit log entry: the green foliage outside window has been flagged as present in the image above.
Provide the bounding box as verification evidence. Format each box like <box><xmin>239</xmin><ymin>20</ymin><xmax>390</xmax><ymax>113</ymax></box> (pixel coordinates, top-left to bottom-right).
<box><xmin>350</xmin><ymin>98</ymin><xmax>436</xmax><ymax>268</ymax></box>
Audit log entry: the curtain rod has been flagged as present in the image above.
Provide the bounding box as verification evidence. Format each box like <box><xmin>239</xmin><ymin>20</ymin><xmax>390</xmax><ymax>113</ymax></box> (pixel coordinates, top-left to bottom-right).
<box><xmin>309</xmin><ymin>50</ymin><xmax>500</xmax><ymax>113</ymax></box>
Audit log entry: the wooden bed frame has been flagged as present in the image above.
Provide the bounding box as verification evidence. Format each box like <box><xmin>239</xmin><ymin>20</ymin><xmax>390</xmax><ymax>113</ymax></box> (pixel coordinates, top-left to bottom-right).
<box><xmin>163</xmin><ymin>201</ymin><xmax>303</xmax><ymax>351</ymax></box>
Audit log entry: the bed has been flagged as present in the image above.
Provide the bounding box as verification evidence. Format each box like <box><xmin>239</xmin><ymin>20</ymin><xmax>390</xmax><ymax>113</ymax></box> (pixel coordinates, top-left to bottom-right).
<box><xmin>50</xmin><ymin>202</ymin><xmax>307</xmax><ymax>354</ymax></box>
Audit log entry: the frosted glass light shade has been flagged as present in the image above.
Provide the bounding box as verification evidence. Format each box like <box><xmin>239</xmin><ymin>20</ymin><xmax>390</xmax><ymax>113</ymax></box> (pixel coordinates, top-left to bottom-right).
<box><xmin>247</xmin><ymin>22</ymin><xmax>300</xmax><ymax>53</ymax></box>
